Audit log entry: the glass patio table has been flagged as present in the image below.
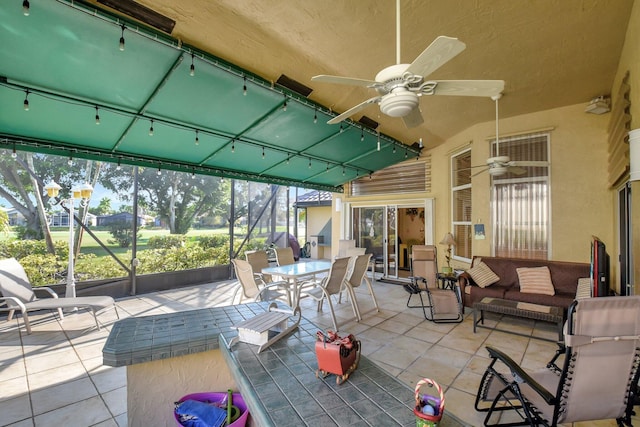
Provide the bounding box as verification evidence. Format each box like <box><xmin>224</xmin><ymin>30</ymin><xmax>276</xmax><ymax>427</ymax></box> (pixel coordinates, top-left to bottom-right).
<box><xmin>262</xmin><ymin>260</ymin><xmax>331</xmax><ymax>307</ymax></box>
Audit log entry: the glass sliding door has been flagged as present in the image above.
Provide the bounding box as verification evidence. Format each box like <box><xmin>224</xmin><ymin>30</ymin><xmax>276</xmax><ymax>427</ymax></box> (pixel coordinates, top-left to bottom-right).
<box><xmin>386</xmin><ymin>206</ymin><xmax>398</xmax><ymax>278</ymax></box>
<box><xmin>353</xmin><ymin>207</ymin><xmax>385</xmax><ymax>276</ymax></box>
<box><xmin>351</xmin><ymin>203</ymin><xmax>430</xmax><ymax>280</ymax></box>
<box><xmin>619</xmin><ymin>183</ymin><xmax>632</xmax><ymax>295</ymax></box>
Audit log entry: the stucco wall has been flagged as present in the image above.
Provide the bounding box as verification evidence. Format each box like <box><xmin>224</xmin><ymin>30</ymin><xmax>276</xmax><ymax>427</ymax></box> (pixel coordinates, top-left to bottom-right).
<box><xmin>432</xmin><ymin>103</ymin><xmax>611</xmax><ymax>266</ymax></box>
<box><xmin>339</xmin><ymin>103</ymin><xmax>613</xmax><ymax>283</ymax></box>
<box><xmin>307</xmin><ymin>205</ymin><xmax>332</xmax><ymax>258</ymax></box>
<box><xmin>334</xmin><ymin>1</ymin><xmax>640</xmax><ymax>292</ymax></box>
<box><xmin>611</xmin><ymin>0</ymin><xmax>640</xmax><ymax>294</ymax></box>
<box><xmin>127</xmin><ymin>349</ymin><xmax>236</xmax><ymax>427</ymax></box>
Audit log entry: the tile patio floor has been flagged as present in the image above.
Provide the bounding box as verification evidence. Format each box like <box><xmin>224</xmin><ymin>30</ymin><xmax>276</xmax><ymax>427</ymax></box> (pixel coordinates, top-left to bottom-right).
<box><xmin>0</xmin><ymin>275</ymin><xmax>634</xmax><ymax>426</ymax></box>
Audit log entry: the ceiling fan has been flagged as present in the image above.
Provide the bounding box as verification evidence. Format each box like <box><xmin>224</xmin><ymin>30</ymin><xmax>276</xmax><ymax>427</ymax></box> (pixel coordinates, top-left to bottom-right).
<box><xmin>467</xmin><ymin>94</ymin><xmax>549</xmax><ymax>177</ymax></box>
<box><xmin>310</xmin><ymin>0</ymin><xmax>505</xmax><ymax>128</ymax></box>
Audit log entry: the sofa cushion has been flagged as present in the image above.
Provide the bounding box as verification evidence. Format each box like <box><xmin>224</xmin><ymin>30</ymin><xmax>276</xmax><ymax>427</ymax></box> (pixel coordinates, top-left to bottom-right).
<box><xmin>517</xmin><ymin>266</ymin><xmax>555</xmax><ymax>296</ymax></box>
<box><xmin>467</xmin><ymin>262</ymin><xmax>500</xmax><ymax>288</ymax></box>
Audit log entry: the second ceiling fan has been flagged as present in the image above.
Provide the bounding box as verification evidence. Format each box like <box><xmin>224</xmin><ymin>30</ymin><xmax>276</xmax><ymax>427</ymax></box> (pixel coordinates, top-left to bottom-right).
<box><xmin>311</xmin><ymin>0</ymin><xmax>505</xmax><ymax>128</ymax></box>
<box><xmin>464</xmin><ymin>94</ymin><xmax>550</xmax><ymax>178</ymax></box>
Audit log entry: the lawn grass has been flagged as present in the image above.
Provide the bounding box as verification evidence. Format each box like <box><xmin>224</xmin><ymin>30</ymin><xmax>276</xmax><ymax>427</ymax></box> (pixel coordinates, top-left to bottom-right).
<box><xmin>1</xmin><ymin>225</ymin><xmax>296</xmax><ymax>259</ymax></box>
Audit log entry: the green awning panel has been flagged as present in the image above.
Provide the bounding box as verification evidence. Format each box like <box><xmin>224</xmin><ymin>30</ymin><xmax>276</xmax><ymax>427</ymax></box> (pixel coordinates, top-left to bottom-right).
<box><xmin>0</xmin><ymin>0</ymin><xmax>420</xmax><ymax>192</ymax></box>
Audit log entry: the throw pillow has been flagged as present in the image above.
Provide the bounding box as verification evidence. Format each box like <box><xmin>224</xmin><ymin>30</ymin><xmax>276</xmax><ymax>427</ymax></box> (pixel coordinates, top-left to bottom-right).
<box><xmin>575</xmin><ymin>277</ymin><xmax>592</xmax><ymax>299</ymax></box>
<box><xmin>517</xmin><ymin>266</ymin><xmax>555</xmax><ymax>295</ymax></box>
<box><xmin>466</xmin><ymin>262</ymin><xmax>500</xmax><ymax>288</ymax></box>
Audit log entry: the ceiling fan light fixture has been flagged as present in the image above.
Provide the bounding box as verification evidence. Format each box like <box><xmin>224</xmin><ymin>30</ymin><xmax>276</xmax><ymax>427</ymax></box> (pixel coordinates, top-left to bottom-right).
<box><xmin>487</xmin><ymin>155</ymin><xmax>509</xmax><ymax>165</ymax></box>
<box><xmin>488</xmin><ymin>166</ymin><xmax>508</xmax><ymax>176</ymax></box>
<box><xmin>379</xmin><ymin>89</ymin><xmax>418</xmax><ymax>118</ymax></box>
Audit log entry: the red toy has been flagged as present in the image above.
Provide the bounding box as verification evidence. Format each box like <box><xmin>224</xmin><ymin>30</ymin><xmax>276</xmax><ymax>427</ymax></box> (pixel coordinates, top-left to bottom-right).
<box><xmin>315</xmin><ymin>330</ymin><xmax>360</xmax><ymax>384</ymax></box>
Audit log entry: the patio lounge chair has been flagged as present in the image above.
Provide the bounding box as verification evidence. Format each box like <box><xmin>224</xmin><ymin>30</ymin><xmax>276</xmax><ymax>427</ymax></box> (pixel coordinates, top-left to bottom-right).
<box><xmin>404</xmin><ymin>245</ymin><xmax>463</xmax><ymax>323</ymax></box>
<box><xmin>474</xmin><ymin>295</ymin><xmax>640</xmax><ymax>426</ymax></box>
<box><xmin>0</xmin><ymin>257</ymin><xmax>119</xmax><ymax>334</ymax></box>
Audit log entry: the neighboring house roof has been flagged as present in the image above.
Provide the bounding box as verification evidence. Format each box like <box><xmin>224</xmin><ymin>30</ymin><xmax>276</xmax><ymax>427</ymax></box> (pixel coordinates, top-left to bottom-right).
<box><xmin>295</xmin><ymin>191</ymin><xmax>333</xmax><ymax>208</ymax></box>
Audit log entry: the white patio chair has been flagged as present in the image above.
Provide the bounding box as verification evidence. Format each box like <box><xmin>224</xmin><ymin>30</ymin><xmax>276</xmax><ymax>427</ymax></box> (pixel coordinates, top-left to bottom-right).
<box><xmin>298</xmin><ymin>257</ymin><xmax>353</xmax><ymax>331</ymax></box>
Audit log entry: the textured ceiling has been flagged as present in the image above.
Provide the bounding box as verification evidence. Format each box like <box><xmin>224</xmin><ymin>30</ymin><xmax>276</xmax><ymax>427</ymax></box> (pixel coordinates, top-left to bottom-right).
<box><xmin>117</xmin><ymin>0</ymin><xmax>631</xmax><ymax>149</ymax></box>
<box><xmin>0</xmin><ymin>0</ymin><xmax>633</xmax><ymax>192</ymax></box>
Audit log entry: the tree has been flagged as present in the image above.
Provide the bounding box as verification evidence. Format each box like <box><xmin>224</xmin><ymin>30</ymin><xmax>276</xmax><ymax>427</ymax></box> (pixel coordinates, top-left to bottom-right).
<box><xmin>0</xmin><ymin>151</ymin><xmax>106</xmax><ymax>256</ymax></box>
<box><xmin>90</xmin><ymin>197</ymin><xmax>113</xmax><ymax>216</ymax></box>
<box><xmin>136</xmin><ymin>168</ymin><xmax>228</xmax><ymax>234</ymax></box>
<box><xmin>0</xmin><ymin>152</ymin><xmax>43</xmax><ymax>240</ymax></box>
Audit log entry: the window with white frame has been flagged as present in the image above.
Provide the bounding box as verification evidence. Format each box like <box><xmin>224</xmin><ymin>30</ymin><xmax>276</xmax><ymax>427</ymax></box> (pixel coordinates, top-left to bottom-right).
<box><xmin>491</xmin><ymin>132</ymin><xmax>550</xmax><ymax>259</ymax></box>
<box><xmin>451</xmin><ymin>149</ymin><xmax>472</xmax><ymax>261</ymax></box>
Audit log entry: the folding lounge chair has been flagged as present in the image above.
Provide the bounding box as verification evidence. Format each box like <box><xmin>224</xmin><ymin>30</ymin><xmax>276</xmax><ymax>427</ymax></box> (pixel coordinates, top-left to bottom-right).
<box><xmin>474</xmin><ymin>295</ymin><xmax>640</xmax><ymax>426</ymax></box>
<box><xmin>404</xmin><ymin>245</ymin><xmax>463</xmax><ymax>323</ymax></box>
<box><xmin>0</xmin><ymin>258</ymin><xmax>119</xmax><ymax>334</ymax></box>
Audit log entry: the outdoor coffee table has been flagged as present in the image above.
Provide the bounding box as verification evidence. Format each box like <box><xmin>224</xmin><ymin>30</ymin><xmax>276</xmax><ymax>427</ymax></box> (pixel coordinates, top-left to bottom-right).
<box><xmin>473</xmin><ymin>297</ymin><xmax>564</xmax><ymax>342</ymax></box>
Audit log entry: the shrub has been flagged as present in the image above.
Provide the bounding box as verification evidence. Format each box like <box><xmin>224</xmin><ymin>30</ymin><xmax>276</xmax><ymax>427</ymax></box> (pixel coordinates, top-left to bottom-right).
<box><xmin>75</xmin><ymin>253</ymin><xmax>129</xmax><ymax>280</ymax></box>
<box><xmin>210</xmin><ymin>243</ymin><xmax>230</xmax><ymax>266</ymax></box>
<box><xmin>20</xmin><ymin>253</ymin><xmax>64</xmax><ymax>287</ymax></box>
<box><xmin>136</xmin><ymin>245</ymin><xmax>217</xmax><ymax>273</ymax></box>
<box><xmin>107</xmin><ymin>221</ymin><xmax>141</xmax><ymax>248</ymax></box>
<box><xmin>14</xmin><ymin>225</ymin><xmax>42</xmax><ymax>240</ymax></box>
<box><xmin>198</xmin><ymin>234</ymin><xmax>229</xmax><ymax>248</ymax></box>
<box><xmin>0</xmin><ymin>240</ymin><xmax>67</xmax><ymax>260</ymax></box>
<box><xmin>1</xmin><ymin>231</ymin><xmax>234</xmax><ymax>285</ymax></box>
<box><xmin>147</xmin><ymin>235</ymin><xmax>186</xmax><ymax>249</ymax></box>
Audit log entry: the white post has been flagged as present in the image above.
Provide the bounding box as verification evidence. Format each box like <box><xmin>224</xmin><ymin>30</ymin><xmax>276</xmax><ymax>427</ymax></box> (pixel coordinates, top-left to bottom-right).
<box><xmin>629</xmin><ymin>129</ymin><xmax>640</xmax><ymax>181</ymax></box>
<box><xmin>65</xmin><ymin>196</ymin><xmax>76</xmax><ymax>299</ymax></box>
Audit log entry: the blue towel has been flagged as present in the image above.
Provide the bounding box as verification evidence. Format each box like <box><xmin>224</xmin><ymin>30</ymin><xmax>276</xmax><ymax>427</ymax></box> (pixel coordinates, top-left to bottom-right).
<box><xmin>175</xmin><ymin>399</ymin><xmax>227</xmax><ymax>427</ymax></box>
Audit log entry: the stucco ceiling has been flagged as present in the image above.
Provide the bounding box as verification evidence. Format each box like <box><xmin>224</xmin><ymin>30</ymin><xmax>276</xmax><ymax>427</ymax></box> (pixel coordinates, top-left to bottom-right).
<box><xmin>0</xmin><ymin>0</ymin><xmax>632</xmax><ymax>192</ymax></box>
<box><xmin>102</xmin><ymin>0</ymin><xmax>631</xmax><ymax>150</ymax></box>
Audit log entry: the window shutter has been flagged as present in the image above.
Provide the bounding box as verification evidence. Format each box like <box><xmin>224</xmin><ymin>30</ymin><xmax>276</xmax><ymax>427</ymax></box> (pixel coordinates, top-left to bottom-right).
<box><xmin>349</xmin><ymin>155</ymin><xmax>430</xmax><ymax>196</ymax></box>
<box><xmin>608</xmin><ymin>72</ymin><xmax>631</xmax><ymax>187</ymax></box>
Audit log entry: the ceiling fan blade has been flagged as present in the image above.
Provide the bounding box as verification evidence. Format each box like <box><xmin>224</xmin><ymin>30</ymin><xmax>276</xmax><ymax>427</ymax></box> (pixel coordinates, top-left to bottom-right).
<box><xmin>456</xmin><ymin>164</ymin><xmax>495</xmax><ymax>172</ymax></box>
<box><xmin>432</xmin><ymin>80</ymin><xmax>505</xmax><ymax>97</ymax></box>
<box><xmin>327</xmin><ymin>96</ymin><xmax>382</xmax><ymax>124</ymax></box>
<box><xmin>402</xmin><ymin>107</ymin><xmax>424</xmax><ymax>128</ymax></box>
<box><xmin>509</xmin><ymin>161</ymin><xmax>550</xmax><ymax>167</ymax></box>
<box><xmin>507</xmin><ymin>166</ymin><xmax>527</xmax><ymax>175</ymax></box>
<box><xmin>311</xmin><ymin>75</ymin><xmax>380</xmax><ymax>88</ymax></box>
<box><xmin>472</xmin><ymin>168</ymin><xmax>489</xmax><ymax>177</ymax></box>
<box><xmin>405</xmin><ymin>36</ymin><xmax>466</xmax><ymax>78</ymax></box>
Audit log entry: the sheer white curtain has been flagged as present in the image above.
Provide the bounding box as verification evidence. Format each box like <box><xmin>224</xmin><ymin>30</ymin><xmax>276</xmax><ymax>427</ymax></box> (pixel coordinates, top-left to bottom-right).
<box><xmin>492</xmin><ymin>133</ymin><xmax>550</xmax><ymax>259</ymax></box>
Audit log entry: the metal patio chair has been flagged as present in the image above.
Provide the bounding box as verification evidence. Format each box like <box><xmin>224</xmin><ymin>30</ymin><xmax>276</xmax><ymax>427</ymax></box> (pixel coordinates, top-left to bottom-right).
<box><xmin>475</xmin><ymin>295</ymin><xmax>640</xmax><ymax>426</ymax></box>
<box><xmin>0</xmin><ymin>257</ymin><xmax>119</xmax><ymax>334</ymax></box>
<box><xmin>231</xmin><ymin>259</ymin><xmax>289</xmax><ymax>304</ymax></box>
<box><xmin>404</xmin><ymin>245</ymin><xmax>463</xmax><ymax>323</ymax></box>
<box><xmin>298</xmin><ymin>257</ymin><xmax>353</xmax><ymax>331</ymax></box>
